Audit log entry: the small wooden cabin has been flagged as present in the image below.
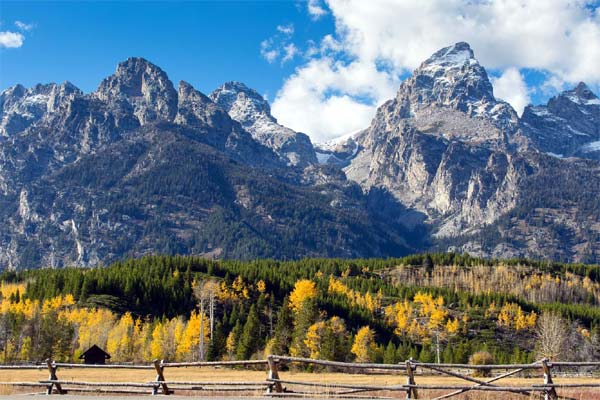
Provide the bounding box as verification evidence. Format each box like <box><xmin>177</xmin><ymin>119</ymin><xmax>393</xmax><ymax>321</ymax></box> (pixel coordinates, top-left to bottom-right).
<box><xmin>79</xmin><ymin>345</ymin><xmax>111</xmax><ymax>365</ymax></box>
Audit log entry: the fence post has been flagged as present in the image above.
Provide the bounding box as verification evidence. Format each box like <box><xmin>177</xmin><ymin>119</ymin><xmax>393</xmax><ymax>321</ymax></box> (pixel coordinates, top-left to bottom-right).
<box><xmin>541</xmin><ymin>359</ymin><xmax>558</xmax><ymax>400</ymax></box>
<box><xmin>267</xmin><ymin>355</ymin><xmax>284</xmax><ymax>393</ymax></box>
<box><xmin>45</xmin><ymin>359</ymin><xmax>65</xmax><ymax>395</ymax></box>
<box><xmin>153</xmin><ymin>359</ymin><xmax>171</xmax><ymax>395</ymax></box>
<box><xmin>405</xmin><ymin>358</ymin><xmax>418</xmax><ymax>399</ymax></box>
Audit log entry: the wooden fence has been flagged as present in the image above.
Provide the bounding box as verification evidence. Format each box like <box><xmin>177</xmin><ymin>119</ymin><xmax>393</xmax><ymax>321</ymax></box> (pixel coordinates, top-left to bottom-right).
<box><xmin>0</xmin><ymin>356</ymin><xmax>598</xmax><ymax>399</ymax></box>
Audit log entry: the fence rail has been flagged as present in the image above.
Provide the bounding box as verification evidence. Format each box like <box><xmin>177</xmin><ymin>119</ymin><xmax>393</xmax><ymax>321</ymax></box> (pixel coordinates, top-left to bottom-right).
<box><xmin>0</xmin><ymin>355</ymin><xmax>597</xmax><ymax>399</ymax></box>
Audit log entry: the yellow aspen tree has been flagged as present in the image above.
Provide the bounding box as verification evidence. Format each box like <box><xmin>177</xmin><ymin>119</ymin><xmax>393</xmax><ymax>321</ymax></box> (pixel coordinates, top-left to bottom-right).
<box><xmin>394</xmin><ymin>300</ymin><xmax>413</xmax><ymax>335</ymax></box>
<box><xmin>256</xmin><ymin>280</ymin><xmax>266</xmax><ymax>294</ymax></box>
<box><xmin>225</xmin><ymin>330</ymin><xmax>236</xmax><ymax>360</ymax></box>
<box><xmin>135</xmin><ymin>318</ymin><xmax>154</xmax><ymax>362</ymax></box>
<box><xmin>150</xmin><ymin>318</ymin><xmax>179</xmax><ymax>361</ymax></box>
<box><xmin>289</xmin><ymin>280</ymin><xmax>318</xmax><ymax>313</ymax></box>
<box><xmin>107</xmin><ymin>312</ymin><xmax>134</xmax><ymax>361</ymax></box>
<box><xmin>445</xmin><ymin>318</ymin><xmax>460</xmax><ymax>335</ymax></box>
<box><xmin>150</xmin><ymin>321</ymin><xmax>166</xmax><ymax>360</ymax></box>
<box><xmin>175</xmin><ymin>311</ymin><xmax>209</xmax><ymax>361</ymax></box>
<box><xmin>304</xmin><ymin>321</ymin><xmax>326</xmax><ymax>359</ymax></box>
<box><xmin>514</xmin><ymin>309</ymin><xmax>528</xmax><ymax>330</ymax></box>
<box><xmin>526</xmin><ymin>311</ymin><xmax>537</xmax><ymax>328</ymax></box>
<box><xmin>351</xmin><ymin>326</ymin><xmax>377</xmax><ymax>363</ymax></box>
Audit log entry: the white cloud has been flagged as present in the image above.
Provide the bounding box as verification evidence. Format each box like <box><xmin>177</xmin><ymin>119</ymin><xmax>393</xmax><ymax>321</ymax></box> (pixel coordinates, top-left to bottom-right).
<box><xmin>491</xmin><ymin>68</ymin><xmax>530</xmax><ymax>116</ymax></box>
<box><xmin>261</xmin><ymin>24</ymin><xmax>300</xmax><ymax>64</ymax></box>
<box><xmin>15</xmin><ymin>21</ymin><xmax>34</xmax><ymax>31</ymax></box>
<box><xmin>307</xmin><ymin>0</ymin><xmax>328</xmax><ymax>19</ymax></box>
<box><xmin>271</xmin><ymin>56</ymin><xmax>398</xmax><ymax>141</ymax></box>
<box><xmin>276</xmin><ymin>24</ymin><xmax>294</xmax><ymax>35</ymax></box>
<box><xmin>260</xmin><ymin>39</ymin><xmax>279</xmax><ymax>63</ymax></box>
<box><xmin>282</xmin><ymin>43</ymin><xmax>299</xmax><ymax>63</ymax></box>
<box><xmin>272</xmin><ymin>0</ymin><xmax>600</xmax><ymax>142</ymax></box>
<box><xmin>0</xmin><ymin>31</ymin><xmax>24</xmax><ymax>48</ymax></box>
<box><xmin>541</xmin><ymin>75</ymin><xmax>568</xmax><ymax>97</ymax></box>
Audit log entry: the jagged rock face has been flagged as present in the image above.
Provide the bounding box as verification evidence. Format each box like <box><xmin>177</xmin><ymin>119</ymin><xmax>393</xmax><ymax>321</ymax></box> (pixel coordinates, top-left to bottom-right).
<box><xmin>397</xmin><ymin>42</ymin><xmax>518</xmax><ymax>134</ymax></box>
<box><xmin>1</xmin><ymin>47</ymin><xmax>599</xmax><ymax>267</ymax></box>
<box><xmin>176</xmin><ymin>81</ymin><xmax>234</xmax><ymax>131</ymax></box>
<box><xmin>344</xmin><ymin>42</ymin><xmax>600</xmax><ymax>262</ymax></box>
<box><xmin>314</xmin><ymin>135</ymin><xmax>360</xmax><ymax>167</ymax></box>
<box><xmin>210</xmin><ymin>82</ymin><xmax>317</xmax><ymax>167</ymax></box>
<box><xmin>520</xmin><ymin>82</ymin><xmax>600</xmax><ymax>159</ymax></box>
<box><xmin>95</xmin><ymin>57</ymin><xmax>178</xmax><ymax>125</ymax></box>
<box><xmin>346</xmin><ymin>43</ymin><xmax>521</xmax><ymax>220</ymax></box>
<box><xmin>0</xmin><ymin>58</ymin><xmax>416</xmax><ymax>269</ymax></box>
<box><xmin>0</xmin><ymin>82</ymin><xmax>81</xmax><ymax>137</ymax></box>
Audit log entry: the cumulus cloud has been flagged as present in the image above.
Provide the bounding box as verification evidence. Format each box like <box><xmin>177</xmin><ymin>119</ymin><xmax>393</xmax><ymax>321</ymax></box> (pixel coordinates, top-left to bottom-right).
<box><xmin>491</xmin><ymin>68</ymin><xmax>530</xmax><ymax>116</ymax></box>
<box><xmin>0</xmin><ymin>31</ymin><xmax>24</xmax><ymax>48</ymax></box>
<box><xmin>271</xmin><ymin>56</ymin><xmax>398</xmax><ymax>141</ymax></box>
<box><xmin>272</xmin><ymin>0</ymin><xmax>600</xmax><ymax>142</ymax></box>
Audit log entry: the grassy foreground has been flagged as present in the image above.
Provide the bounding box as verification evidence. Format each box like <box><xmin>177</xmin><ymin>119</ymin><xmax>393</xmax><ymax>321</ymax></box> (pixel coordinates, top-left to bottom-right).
<box><xmin>0</xmin><ymin>366</ymin><xmax>597</xmax><ymax>399</ymax></box>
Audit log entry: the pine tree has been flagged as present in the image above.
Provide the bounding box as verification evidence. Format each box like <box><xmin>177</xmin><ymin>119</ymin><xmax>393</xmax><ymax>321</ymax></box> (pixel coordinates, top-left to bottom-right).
<box><xmin>290</xmin><ymin>297</ymin><xmax>318</xmax><ymax>357</ymax></box>
<box><xmin>383</xmin><ymin>341</ymin><xmax>396</xmax><ymax>364</ymax></box>
<box><xmin>226</xmin><ymin>322</ymin><xmax>241</xmax><ymax>360</ymax></box>
<box><xmin>236</xmin><ymin>305</ymin><xmax>260</xmax><ymax>360</ymax></box>
<box><xmin>271</xmin><ymin>297</ymin><xmax>293</xmax><ymax>355</ymax></box>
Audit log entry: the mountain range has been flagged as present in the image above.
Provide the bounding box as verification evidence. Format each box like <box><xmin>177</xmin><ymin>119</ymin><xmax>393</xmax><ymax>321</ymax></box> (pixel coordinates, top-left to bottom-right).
<box><xmin>1</xmin><ymin>42</ymin><xmax>598</xmax><ymax>269</ymax></box>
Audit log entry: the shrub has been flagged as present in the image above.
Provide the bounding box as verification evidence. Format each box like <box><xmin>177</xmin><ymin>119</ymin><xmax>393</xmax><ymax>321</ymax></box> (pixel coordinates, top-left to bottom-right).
<box><xmin>469</xmin><ymin>351</ymin><xmax>494</xmax><ymax>377</ymax></box>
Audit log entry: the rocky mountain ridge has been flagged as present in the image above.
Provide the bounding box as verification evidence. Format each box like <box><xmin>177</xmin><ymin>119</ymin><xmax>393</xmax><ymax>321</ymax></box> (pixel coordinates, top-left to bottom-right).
<box><xmin>1</xmin><ymin>44</ymin><xmax>599</xmax><ymax>268</ymax></box>
<box><xmin>210</xmin><ymin>81</ymin><xmax>317</xmax><ymax>167</ymax></box>
<box><xmin>343</xmin><ymin>42</ymin><xmax>599</xmax><ymax>262</ymax></box>
<box><xmin>0</xmin><ymin>57</ymin><xmax>416</xmax><ymax>268</ymax></box>
<box><xmin>520</xmin><ymin>82</ymin><xmax>600</xmax><ymax>159</ymax></box>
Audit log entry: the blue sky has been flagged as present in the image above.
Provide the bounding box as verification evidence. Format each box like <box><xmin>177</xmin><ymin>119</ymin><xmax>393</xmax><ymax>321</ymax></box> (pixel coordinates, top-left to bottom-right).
<box><xmin>0</xmin><ymin>1</ymin><xmax>333</xmax><ymax>101</ymax></box>
<box><xmin>2</xmin><ymin>1</ymin><xmax>599</xmax><ymax>142</ymax></box>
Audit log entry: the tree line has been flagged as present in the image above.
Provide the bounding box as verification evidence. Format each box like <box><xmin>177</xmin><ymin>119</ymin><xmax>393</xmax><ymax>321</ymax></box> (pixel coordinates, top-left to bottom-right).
<box><xmin>0</xmin><ymin>254</ymin><xmax>597</xmax><ymax>364</ymax></box>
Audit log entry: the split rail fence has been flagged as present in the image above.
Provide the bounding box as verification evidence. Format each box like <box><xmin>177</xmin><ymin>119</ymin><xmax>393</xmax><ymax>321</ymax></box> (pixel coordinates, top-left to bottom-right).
<box><xmin>0</xmin><ymin>356</ymin><xmax>598</xmax><ymax>399</ymax></box>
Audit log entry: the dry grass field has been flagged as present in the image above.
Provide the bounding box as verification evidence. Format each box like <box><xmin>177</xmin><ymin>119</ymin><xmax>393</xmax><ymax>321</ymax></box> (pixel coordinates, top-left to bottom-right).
<box><xmin>0</xmin><ymin>366</ymin><xmax>598</xmax><ymax>399</ymax></box>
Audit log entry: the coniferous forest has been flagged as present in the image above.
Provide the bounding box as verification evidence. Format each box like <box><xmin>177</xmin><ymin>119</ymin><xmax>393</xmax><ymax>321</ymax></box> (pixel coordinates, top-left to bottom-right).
<box><xmin>0</xmin><ymin>254</ymin><xmax>598</xmax><ymax>364</ymax></box>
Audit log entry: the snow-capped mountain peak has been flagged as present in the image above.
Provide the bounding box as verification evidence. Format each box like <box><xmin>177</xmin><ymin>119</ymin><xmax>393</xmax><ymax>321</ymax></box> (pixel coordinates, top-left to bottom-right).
<box><xmin>420</xmin><ymin>41</ymin><xmax>478</xmax><ymax>72</ymax></box>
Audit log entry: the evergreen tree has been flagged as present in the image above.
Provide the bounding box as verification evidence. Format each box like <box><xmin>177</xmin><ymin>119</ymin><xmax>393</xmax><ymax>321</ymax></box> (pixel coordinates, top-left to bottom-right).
<box><xmin>383</xmin><ymin>341</ymin><xmax>397</xmax><ymax>364</ymax></box>
<box><xmin>271</xmin><ymin>297</ymin><xmax>293</xmax><ymax>356</ymax></box>
<box><xmin>226</xmin><ymin>322</ymin><xmax>241</xmax><ymax>360</ymax></box>
<box><xmin>290</xmin><ymin>297</ymin><xmax>318</xmax><ymax>357</ymax></box>
<box><xmin>236</xmin><ymin>305</ymin><xmax>260</xmax><ymax>360</ymax></box>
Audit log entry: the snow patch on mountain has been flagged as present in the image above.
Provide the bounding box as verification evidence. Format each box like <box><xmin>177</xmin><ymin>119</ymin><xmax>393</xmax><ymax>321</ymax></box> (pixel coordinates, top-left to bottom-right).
<box><xmin>210</xmin><ymin>82</ymin><xmax>317</xmax><ymax>167</ymax></box>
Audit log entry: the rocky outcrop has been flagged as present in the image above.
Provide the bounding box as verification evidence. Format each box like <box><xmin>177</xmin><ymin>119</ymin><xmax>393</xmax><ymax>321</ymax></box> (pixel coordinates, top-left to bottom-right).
<box><xmin>0</xmin><ymin>82</ymin><xmax>81</xmax><ymax>137</ymax></box>
<box><xmin>95</xmin><ymin>57</ymin><xmax>178</xmax><ymax>126</ymax></box>
<box><xmin>0</xmin><ymin>58</ymin><xmax>414</xmax><ymax>269</ymax></box>
<box><xmin>210</xmin><ymin>82</ymin><xmax>317</xmax><ymax>167</ymax></box>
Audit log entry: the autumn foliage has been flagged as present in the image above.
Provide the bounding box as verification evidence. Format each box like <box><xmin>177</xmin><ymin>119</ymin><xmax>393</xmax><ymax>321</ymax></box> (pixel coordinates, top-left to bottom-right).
<box><xmin>0</xmin><ymin>253</ymin><xmax>597</xmax><ymax>364</ymax></box>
